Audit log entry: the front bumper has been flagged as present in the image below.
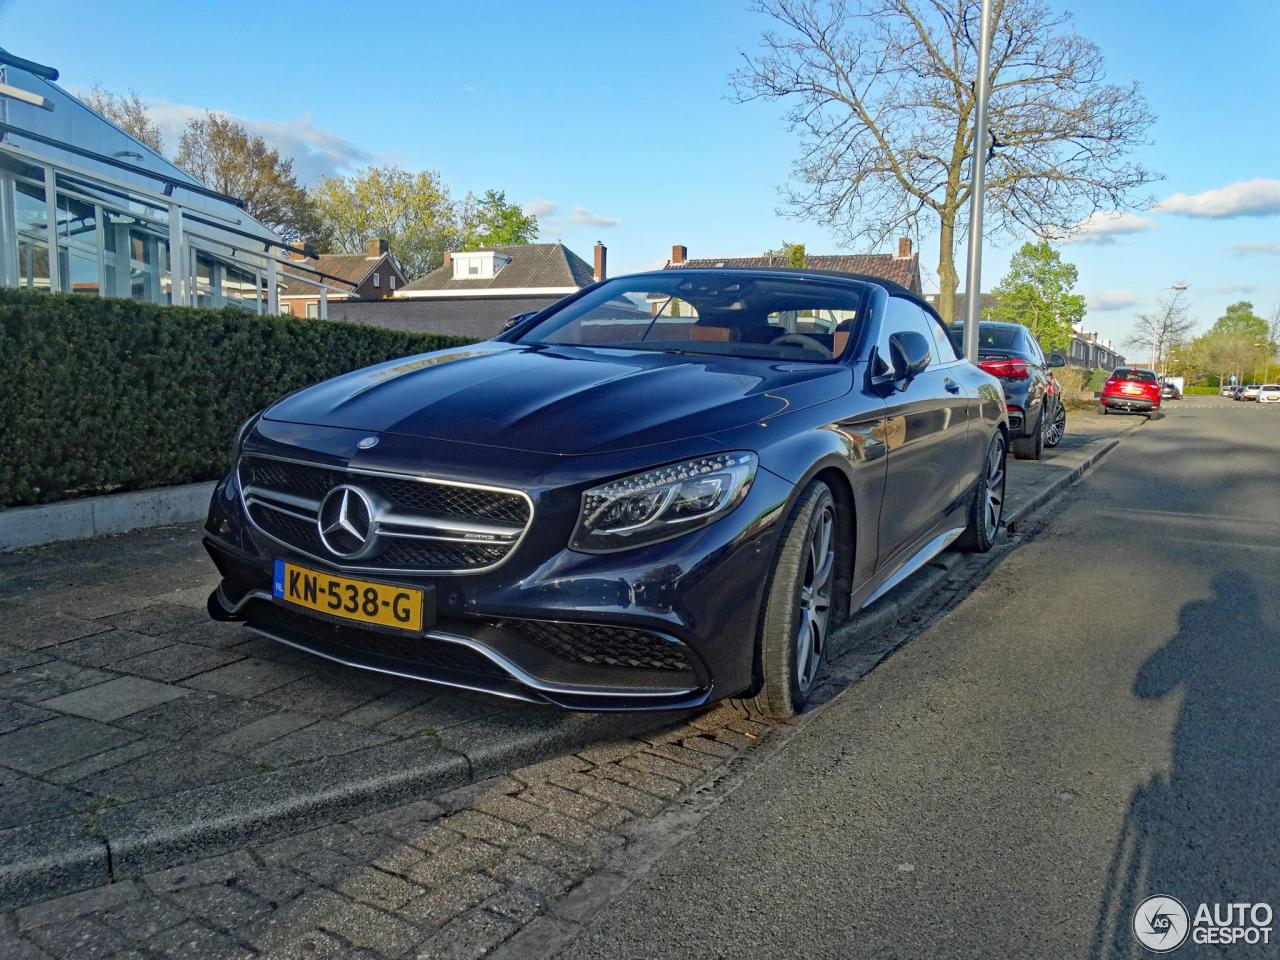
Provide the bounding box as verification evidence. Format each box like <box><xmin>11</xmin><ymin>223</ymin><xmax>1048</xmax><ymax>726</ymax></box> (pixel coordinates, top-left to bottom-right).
<box><xmin>204</xmin><ymin>453</ymin><xmax>793</xmax><ymax>711</ymax></box>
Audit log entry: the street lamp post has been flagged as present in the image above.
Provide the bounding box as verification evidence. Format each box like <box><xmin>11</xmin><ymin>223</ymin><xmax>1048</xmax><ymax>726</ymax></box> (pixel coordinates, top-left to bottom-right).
<box><xmin>962</xmin><ymin>0</ymin><xmax>994</xmax><ymax>362</ymax></box>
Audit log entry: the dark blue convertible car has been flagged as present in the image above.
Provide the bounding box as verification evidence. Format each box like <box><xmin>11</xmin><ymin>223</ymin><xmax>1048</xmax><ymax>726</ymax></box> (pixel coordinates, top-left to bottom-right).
<box><xmin>205</xmin><ymin>269</ymin><xmax>1007</xmax><ymax>716</ymax></box>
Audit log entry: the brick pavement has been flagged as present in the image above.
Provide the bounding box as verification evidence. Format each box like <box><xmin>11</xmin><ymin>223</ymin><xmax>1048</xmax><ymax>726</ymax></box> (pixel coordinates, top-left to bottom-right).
<box><xmin>0</xmin><ymin>707</ymin><xmax>769</xmax><ymax>959</ymax></box>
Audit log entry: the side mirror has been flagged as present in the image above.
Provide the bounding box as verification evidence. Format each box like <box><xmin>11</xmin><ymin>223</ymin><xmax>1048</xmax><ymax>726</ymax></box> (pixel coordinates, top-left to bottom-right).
<box><xmin>1048</xmin><ymin>353</ymin><xmax>1066</xmax><ymax>368</ymax></box>
<box><xmin>888</xmin><ymin>331</ymin><xmax>932</xmax><ymax>385</ymax></box>
<box><xmin>500</xmin><ymin>312</ymin><xmax>535</xmax><ymax>334</ymax></box>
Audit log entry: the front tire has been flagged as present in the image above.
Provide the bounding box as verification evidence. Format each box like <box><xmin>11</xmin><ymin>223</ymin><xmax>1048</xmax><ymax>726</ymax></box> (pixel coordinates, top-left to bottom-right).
<box><xmin>957</xmin><ymin>431</ymin><xmax>1007</xmax><ymax>553</ymax></box>
<box><xmin>732</xmin><ymin>481</ymin><xmax>837</xmax><ymax>719</ymax></box>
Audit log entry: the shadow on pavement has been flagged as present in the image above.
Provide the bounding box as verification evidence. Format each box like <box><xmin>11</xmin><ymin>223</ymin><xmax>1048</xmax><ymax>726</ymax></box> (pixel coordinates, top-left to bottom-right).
<box><xmin>1089</xmin><ymin>571</ymin><xmax>1280</xmax><ymax>959</ymax></box>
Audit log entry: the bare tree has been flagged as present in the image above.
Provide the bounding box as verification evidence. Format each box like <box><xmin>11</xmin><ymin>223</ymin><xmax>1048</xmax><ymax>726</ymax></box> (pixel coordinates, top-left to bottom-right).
<box><xmin>82</xmin><ymin>84</ymin><xmax>164</xmax><ymax>154</ymax></box>
<box><xmin>731</xmin><ymin>0</ymin><xmax>1159</xmax><ymax>321</ymax></box>
<box><xmin>1128</xmin><ymin>289</ymin><xmax>1194</xmax><ymax>375</ymax></box>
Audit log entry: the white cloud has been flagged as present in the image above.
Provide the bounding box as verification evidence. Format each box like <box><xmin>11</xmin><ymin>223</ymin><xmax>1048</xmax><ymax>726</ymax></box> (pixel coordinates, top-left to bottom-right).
<box><xmin>117</xmin><ymin>96</ymin><xmax>370</xmax><ymax>184</ymax></box>
<box><xmin>1229</xmin><ymin>241</ymin><xmax>1280</xmax><ymax>257</ymax></box>
<box><xmin>1088</xmin><ymin>289</ymin><xmax>1140</xmax><ymax>312</ymax></box>
<box><xmin>1057</xmin><ymin>211</ymin><xmax>1157</xmax><ymax>245</ymax></box>
<box><xmin>525</xmin><ymin>201</ymin><xmax>622</xmax><ymax>233</ymax></box>
<box><xmin>1156</xmin><ymin>178</ymin><xmax>1280</xmax><ymax>218</ymax></box>
<box><xmin>522</xmin><ymin>199</ymin><xmax>558</xmax><ymax>218</ymax></box>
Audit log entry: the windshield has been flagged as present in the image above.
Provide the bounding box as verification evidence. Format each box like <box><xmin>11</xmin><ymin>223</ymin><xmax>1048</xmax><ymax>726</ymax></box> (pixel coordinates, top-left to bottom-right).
<box><xmin>512</xmin><ymin>274</ymin><xmax>864</xmax><ymax>363</ymax></box>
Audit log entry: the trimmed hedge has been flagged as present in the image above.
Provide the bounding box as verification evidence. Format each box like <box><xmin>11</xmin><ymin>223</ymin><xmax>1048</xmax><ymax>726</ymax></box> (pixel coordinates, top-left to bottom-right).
<box><xmin>0</xmin><ymin>290</ymin><xmax>476</xmax><ymax>507</ymax></box>
<box><xmin>1184</xmin><ymin>385</ymin><xmax>1219</xmax><ymax>395</ymax></box>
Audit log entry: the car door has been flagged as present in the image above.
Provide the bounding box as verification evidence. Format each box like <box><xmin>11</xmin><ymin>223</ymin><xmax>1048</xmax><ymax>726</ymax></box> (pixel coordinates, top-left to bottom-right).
<box><xmin>874</xmin><ymin>296</ymin><xmax>975</xmax><ymax>568</ymax></box>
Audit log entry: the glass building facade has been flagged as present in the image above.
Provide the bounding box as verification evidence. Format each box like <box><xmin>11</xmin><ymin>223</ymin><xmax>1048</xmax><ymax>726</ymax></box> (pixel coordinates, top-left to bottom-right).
<box><xmin>0</xmin><ymin>51</ymin><xmax>294</xmax><ymax>312</ymax></box>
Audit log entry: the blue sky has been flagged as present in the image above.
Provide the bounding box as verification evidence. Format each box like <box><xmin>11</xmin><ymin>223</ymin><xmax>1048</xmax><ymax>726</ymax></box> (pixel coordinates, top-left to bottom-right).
<box><xmin>5</xmin><ymin>0</ymin><xmax>1278</xmax><ymax>345</ymax></box>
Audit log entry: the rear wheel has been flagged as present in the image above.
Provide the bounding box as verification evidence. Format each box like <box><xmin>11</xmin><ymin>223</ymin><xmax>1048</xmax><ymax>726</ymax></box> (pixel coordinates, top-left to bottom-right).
<box><xmin>1045</xmin><ymin>402</ymin><xmax>1067</xmax><ymax>448</ymax></box>
<box><xmin>1098</xmin><ymin>402</ymin><xmax>1109</xmax><ymax>416</ymax></box>
<box><xmin>731</xmin><ymin>481</ymin><xmax>836</xmax><ymax>719</ymax></box>
<box><xmin>957</xmin><ymin>431</ymin><xmax>1006</xmax><ymax>553</ymax></box>
<box><xmin>1011</xmin><ymin>406</ymin><xmax>1044</xmax><ymax>460</ymax></box>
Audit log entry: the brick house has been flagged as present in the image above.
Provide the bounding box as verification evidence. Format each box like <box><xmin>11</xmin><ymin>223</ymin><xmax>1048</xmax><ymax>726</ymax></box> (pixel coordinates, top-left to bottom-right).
<box><xmin>278</xmin><ymin>240</ymin><xmax>407</xmax><ymax>318</ymax></box>
<box><xmin>663</xmin><ymin>238</ymin><xmax>922</xmax><ymax>293</ymax></box>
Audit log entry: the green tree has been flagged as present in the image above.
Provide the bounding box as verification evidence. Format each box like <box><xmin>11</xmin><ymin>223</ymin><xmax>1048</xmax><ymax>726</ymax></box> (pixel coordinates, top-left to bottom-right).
<box><xmin>308</xmin><ymin>165</ymin><xmax>457</xmax><ymax>279</ymax></box>
<box><xmin>1207</xmin><ymin>301</ymin><xmax>1267</xmax><ymax>341</ymax></box>
<box><xmin>986</xmin><ymin>241</ymin><xmax>1084</xmax><ymax>352</ymax></box>
<box><xmin>82</xmin><ymin>84</ymin><xmax>164</xmax><ymax>154</ymax></box>
<box><xmin>175</xmin><ymin>113</ymin><xmax>314</xmax><ymax>243</ymax></box>
<box><xmin>458</xmin><ymin>190</ymin><xmax>539</xmax><ymax>249</ymax></box>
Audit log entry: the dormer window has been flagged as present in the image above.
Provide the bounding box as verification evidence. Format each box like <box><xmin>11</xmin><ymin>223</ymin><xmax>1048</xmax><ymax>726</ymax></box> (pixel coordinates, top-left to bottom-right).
<box><xmin>452</xmin><ymin>251</ymin><xmax>512</xmax><ymax>280</ymax></box>
<box><xmin>373</xmin><ymin>272</ymin><xmax>380</xmax><ymax>288</ymax></box>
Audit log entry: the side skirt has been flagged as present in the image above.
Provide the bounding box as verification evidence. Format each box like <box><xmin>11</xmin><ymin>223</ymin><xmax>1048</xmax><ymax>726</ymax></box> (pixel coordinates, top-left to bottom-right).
<box><xmin>852</xmin><ymin>525</ymin><xmax>967</xmax><ymax>611</ymax></box>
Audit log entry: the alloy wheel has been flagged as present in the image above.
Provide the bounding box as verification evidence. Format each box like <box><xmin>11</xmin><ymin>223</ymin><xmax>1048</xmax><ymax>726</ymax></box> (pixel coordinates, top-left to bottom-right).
<box><xmin>795</xmin><ymin>503</ymin><xmax>835</xmax><ymax>693</ymax></box>
<box><xmin>1047</xmin><ymin>404</ymin><xmax>1066</xmax><ymax>446</ymax></box>
<box><xmin>984</xmin><ymin>436</ymin><xmax>1007</xmax><ymax>540</ymax></box>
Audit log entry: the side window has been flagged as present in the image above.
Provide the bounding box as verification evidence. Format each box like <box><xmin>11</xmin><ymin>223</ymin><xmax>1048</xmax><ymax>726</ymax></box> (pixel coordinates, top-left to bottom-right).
<box><xmin>928</xmin><ymin>314</ymin><xmax>960</xmax><ymax>363</ymax></box>
<box><xmin>1025</xmin><ymin>332</ymin><xmax>1045</xmax><ymax>366</ymax></box>
<box><xmin>879</xmin><ymin>297</ymin><xmax>937</xmax><ymax>373</ymax></box>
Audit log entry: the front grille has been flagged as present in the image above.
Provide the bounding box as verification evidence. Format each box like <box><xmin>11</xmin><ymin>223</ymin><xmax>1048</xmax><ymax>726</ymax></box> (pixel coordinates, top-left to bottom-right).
<box><xmin>379</xmin><ymin>539</ymin><xmax>508</xmax><ymax>569</ymax></box>
<box><xmin>242</xmin><ymin>458</ymin><xmax>345</xmax><ymax>497</ymax></box>
<box><xmin>377</xmin><ymin>478</ymin><xmax>530</xmax><ymax>525</ymax></box>
<box><xmin>239</xmin><ymin>454</ymin><xmax>530</xmax><ymax>573</ymax></box>
<box><xmin>498</xmin><ymin>619</ymin><xmax>693</xmax><ymax>672</ymax></box>
<box><xmin>249</xmin><ymin>504</ymin><xmax>326</xmax><ymax>556</ymax></box>
<box><xmin>245</xmin><ymin>600</ymin><xmax>508</xmax><ymax>681</ymax></box>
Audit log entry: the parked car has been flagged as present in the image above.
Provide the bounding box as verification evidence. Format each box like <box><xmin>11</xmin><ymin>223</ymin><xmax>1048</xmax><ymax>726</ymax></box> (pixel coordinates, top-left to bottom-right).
<box><xmin>205</xmin><ymin>270</ymin><xmax>1009</xmax><ymax>717</ymax></box>
<box><xmin>946</xmin><ymin>320</ymin><xmax>1066</xmax><ymax>460</ymax></box>
<box><xmin>1258</xmin><ymin>384</ymin><xmax>1280</xmax><ymax>403</ymax></box>
<box><xmin>1160</xmin><ymin>381</ymin><xmax>1182</xmax><ymax>400</ymax></box>
<box><xmin>1242</xmin><ymin>384</ymin><xmax>1262</xmax><ymax>400</ymax></box>
<box><xmin>1099</xmin><ymin>367</ymin><xmax>1162</xmax><ymax>417</ymax></box>
<box><xmin>1230</xmin><ymin>385</ymin><xmax>1247</xmax><ymax>400</ymax></box>
<box><xmin>1220</xmin><ymin>385</ymin><xmax>1237</xmax><ymax>397</ymax></box>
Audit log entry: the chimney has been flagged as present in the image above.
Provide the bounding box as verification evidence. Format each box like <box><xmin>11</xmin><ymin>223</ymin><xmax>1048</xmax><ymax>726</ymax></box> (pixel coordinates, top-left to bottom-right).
<box><xmin>593</xmin><ymin>241</ymin><xmax>607</xmax><ymax>282</ymax></box>
<box><xmin>442</xmin><ymin>251</ymin><xmax>452</xmax><ymax>270</ymax></box>
<box><xmin>896</xmin><ymin>237</ymin><xmax>913</xmax><ymax>259</ymax></box>
<box><xmin>367</xmin><ymin>238</ymin><xmax>390</xmax><ymax>257</ymax></box>
<box><xmin>671</xmin><ymin>244</ymin><xmax>687</xmax><ymax>265</ymax></box>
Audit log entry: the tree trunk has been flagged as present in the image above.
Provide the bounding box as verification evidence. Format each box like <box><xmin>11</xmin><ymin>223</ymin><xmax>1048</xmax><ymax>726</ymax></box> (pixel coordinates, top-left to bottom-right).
<box><xmin>936</xmin><ymin>216</ymin><xmax>958</xmax><ymax>324</ymax></box>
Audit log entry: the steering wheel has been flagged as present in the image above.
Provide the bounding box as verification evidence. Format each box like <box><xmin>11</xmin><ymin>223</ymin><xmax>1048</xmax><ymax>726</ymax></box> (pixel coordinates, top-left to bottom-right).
<box><xmin>770</xmin><ymin>333</ymin><xmax>829</xmax><ymax>356</ymax></box>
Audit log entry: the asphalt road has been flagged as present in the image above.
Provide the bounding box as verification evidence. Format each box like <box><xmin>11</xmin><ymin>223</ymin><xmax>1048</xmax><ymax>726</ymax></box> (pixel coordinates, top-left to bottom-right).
<box><xmin>561</xmin><ymin>398</ymin><xmax>1280</xmax><ymax>959</ymax></box>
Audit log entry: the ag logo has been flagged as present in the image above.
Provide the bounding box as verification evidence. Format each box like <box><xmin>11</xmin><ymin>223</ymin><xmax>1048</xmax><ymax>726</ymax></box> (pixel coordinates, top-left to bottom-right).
<box><xmin>1134</xmin><ymin>896</ymin><xmax>1190</xmax><ymax>952</ymax></box>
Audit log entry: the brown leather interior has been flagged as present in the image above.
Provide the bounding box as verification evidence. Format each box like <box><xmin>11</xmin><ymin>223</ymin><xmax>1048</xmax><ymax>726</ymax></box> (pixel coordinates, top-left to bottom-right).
<box><xmin>833</xmin><ymin>331</ymin><xmax>850</xmax><ymax>355</ymax></box>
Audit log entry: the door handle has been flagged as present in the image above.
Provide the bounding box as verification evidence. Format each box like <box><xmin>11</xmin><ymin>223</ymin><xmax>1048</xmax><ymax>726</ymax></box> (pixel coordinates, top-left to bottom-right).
<box><xmin>944</xmin><ymin>379</ymin><xmax>961</xmax><ymax>395</ymax></box>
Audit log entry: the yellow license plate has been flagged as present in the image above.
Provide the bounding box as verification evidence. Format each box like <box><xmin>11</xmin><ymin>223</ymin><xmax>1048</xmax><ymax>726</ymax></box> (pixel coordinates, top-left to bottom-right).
<box><xmin>273</xmin><ymin>560</ymin><xmax>425</xmax><ymax>632</ymax></box>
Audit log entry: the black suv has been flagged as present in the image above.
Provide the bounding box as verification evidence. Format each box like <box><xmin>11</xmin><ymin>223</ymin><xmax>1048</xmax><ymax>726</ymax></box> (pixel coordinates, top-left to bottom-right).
<box><xmin>948</xmin><ymin>321</ymin><xmax>1066</xmax><ymax>460</ymax></box>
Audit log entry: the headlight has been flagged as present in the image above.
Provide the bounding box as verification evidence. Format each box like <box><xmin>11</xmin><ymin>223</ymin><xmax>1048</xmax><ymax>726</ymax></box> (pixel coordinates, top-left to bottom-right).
<box><xmin>570</xmin><ymin>452</ymin><xmax>757</xmax><ymax>553</ymax></box>
<box><xmin>229</xmin><ymin>409</ymin><xmax>264</xmax><ymax>467</ymax></box>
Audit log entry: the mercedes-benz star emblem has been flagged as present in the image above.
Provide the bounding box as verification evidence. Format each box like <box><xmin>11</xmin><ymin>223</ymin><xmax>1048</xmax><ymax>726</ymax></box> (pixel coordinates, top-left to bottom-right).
<box><xmin>317</xmin><ymin>485</ymin><xmax>376</xmax><ymax>557</ymax></box>
<box><xmin>357</xmin><ymin>436</ymin><xmax>379</xmax><ymax>450</ymax></box>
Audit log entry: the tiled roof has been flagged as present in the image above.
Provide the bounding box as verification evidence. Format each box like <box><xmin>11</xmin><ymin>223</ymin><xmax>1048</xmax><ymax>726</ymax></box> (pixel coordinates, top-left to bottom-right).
<box><xmin>667</xmin><ymin>253</ymin><xmax>921</xmax><ymax>292</ymax></box>
<box><xmin>401</xmin><ymin>243</ymin><xmax>594</xmax><ymax>292</ymax></box>
<box><xmin>278</xmin><ymin>253</ymin><xmax>388</xmax><ymax>297</ymax></box>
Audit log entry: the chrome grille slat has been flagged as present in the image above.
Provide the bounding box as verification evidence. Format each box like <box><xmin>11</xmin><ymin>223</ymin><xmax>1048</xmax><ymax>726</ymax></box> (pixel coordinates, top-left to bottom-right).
<box><xmin>239</xmin><ymin>453</ymin><xmax>533</xmax><ymax>575</ymax></box>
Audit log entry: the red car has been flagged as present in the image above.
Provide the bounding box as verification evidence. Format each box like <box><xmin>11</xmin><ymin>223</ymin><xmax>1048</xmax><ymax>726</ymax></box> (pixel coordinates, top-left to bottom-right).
<box><xmin>1099</xmin><ymin>367</ymin><xmax>1161</xmax><ymax>417</ymax></box>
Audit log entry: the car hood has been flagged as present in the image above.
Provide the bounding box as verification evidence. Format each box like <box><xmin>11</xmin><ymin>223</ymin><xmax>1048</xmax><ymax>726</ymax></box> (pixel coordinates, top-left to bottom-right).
<box><xmin>264</xmin><ymin>343</ymin><xmax>853</xmax><ymax>456</ymax></box>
